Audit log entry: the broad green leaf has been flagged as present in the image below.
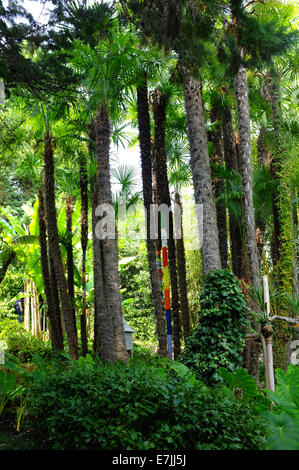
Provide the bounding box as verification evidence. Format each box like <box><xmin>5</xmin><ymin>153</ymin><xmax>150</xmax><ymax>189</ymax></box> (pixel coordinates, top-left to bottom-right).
<box><xmin>0</xmin><ymin>371</ymin><xmax>16</xmax><ymax>394</ymax></box>
<box><xmin>263</xmin><ymin>410</ymin><xmax>299</xmax><ymax>450</ymax></box>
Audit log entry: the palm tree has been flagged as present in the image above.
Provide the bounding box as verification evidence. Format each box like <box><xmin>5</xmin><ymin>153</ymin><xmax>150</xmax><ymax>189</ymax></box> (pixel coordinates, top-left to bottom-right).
<box><xmin>167</xmin><ymin>138</ymin><xmax>191</xmax><ymax>341</ymax></box>
<box><xmin>94</xmin><ymin>104</ymin><xmax>128</xmax><ymax>364</ymax></box>
<box><xmin>79</xmin><ymin>151</ymin><xmax>89</xmax><ymax>357</ymax></box>
<box><xmin>233</xmin><ymin>63</ymin><xmax>260</xmax><ymax>287</ymax></box>
<box><xmin>181</xmin><ymin>69</ymin><xmax>222</xmax><ymax>274</ymax></box>
<box><xmin>208</xmin><ymin>98</ymin><xmax>228</xmax><ymax>269</ymax></box>
<box><xmin>43</xmin><ymin>130</ymin><xmax>79</xmax><ymax>359</ymax></box>
<box><xmin>221</xmin><ymin>93</ymin><xmax>244</xmax><ymax>278</ymax></box>
<box><xmin>120</xmin><ymin>0</ymin><xmax>222</xmax><ymax>274</ymax></box>
<box><xmin>38</xmin><ymin>188</ymin><xmax>64</xmax><ymax>350</ymax></box>
<box><xmin>151</xmin><ymin>87</ymin><xmax>181</xmax><ymax>359</ymax></box>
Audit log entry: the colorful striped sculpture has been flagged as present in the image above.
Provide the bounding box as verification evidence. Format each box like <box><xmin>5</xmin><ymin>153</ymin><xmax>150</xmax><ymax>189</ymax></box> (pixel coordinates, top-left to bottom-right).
<box><xmin>161</xmin><ymin>227</ymin><xmax>173</xmax><ymax>360</ymax></box>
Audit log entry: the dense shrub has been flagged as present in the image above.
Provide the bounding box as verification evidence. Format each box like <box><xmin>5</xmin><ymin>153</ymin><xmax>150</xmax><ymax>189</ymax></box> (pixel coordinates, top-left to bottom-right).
<box><xmin>0</xmin><ymin>318</ymin><xmax>52</xmax><ymax>363</ymax></box>
<box><xmin>179</xmin><ymin>269</ymin><xmax>249</xmax><ymax>384</ymax></box>
<box><xmin>27</xmin><ymin>357</ymin><xmax>267</xmax><ymax>450</ymax></box>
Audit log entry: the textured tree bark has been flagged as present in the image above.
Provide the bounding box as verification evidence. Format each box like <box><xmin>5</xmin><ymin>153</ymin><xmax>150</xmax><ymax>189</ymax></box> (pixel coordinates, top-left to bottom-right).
<box><xmin>38</xmin><ymin>188</ymin><xmax>63</xmax><ymax>350</ymax></box>
<box><xmin>255</xmin><ymin>127</ymin><xmax>270</xmax><ymax>263</ymax></box>
<box><xmin>209</xmin><ymin>103</ymin><xmax>227</xmax><ymax>269</ymax></box>
<box><xmin>43</xmin><ymin>133</ymin><xmax>79</xmax><ymax>359</ymax></box>
<box><xmin>90</xmin><ymin>119</ymin><xmax>115</xmax><ymax>361</ymax></box>
<box><xmin>80</xmin><ymin>155</ymin><xmax>88</xmax><ymax>356</ymax></box>
<box><xmin>152</xmin><ymin>89</ymin><xmax>181</xmax><ymax>359</ymax></box>
<box><xmin>94</xmin><ymin>105</ymin><xmax>128</xmax><ymax>364</ymax></box>
<box><xmin>263</xmin><ymin>71</ymin><xmax>282</xmax><ymax>269</ymax></box>
<box><xmin>222</xmin><ymin>104</ymin><xmax>244</xmax><ymax>278</ymax></box>
<box><xmin>65</xmin><ymin>194</ymin><xmax>76</xmax><ymax>331</ymax></box>
<box><xmin>242</xmin><ymin>335</ymin><xmax>262</xmax><ymax>385</ymax></box>
<box><xmin>136</xmin><ymin>78</ymin><xmax>167</xmax><ymax>357</ymax></box>
<box><xmin>234</xmin><ymin>66</ymin><xmax>259</xmax><ymax>286</ymax></box>
<box><xmin>49</xmin><ymin>253</ymin><xmax>64</xmax><ymax>339</ymax></box>
<box><xmin>182</xmin><ymin>68</ymin><xmax>221</xmax><ymax>273</ymax></box>
<box><xmin>174</xmin><ymin>192</ymin><xmax>190</xmax><ymax>340</ymax></box>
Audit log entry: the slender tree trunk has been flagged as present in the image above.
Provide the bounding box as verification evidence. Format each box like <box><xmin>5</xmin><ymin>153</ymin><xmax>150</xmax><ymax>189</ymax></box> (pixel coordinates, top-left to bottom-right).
<box><xmin>65</xmin><ymin>194</ymin><xmax>76</xmax><ymax>330</ymax></box>
<box><xmin>136</xmin><ymin>76</ymin><xmax>167</xmax><ymax>357</ymax></box>
<box><xmin>49</xmin><ymin>253</ymin><xmax>64</xmax><ymax>339</ymax></box>
<box><xmin>38</xmin><ymin>188</ymin><xmax>63</xmax><ymax>350</ymax></box>
<box><xmin>94</xmin><ymin>106</ymin><xmax>128</xmax><ymax>364</ymax></box>
<box><xmin>263</xmin><ymin>71</ymin><xmax>282</xmax><ymax>269</ymax></box>
<box><xmin>234</xmin><ymin>65</ymin><xmax>259</xmax><ymax>286</ymax></box>
<box><xmin>80</xmin><ymin>155</ymin><xmax>88</xmax><ymax>356</ymax></box>
<box><xmin>182</xmin><ymin>67</ymin><xmax>221</xmax><ymax>273</ymax></box>
<box><xmin>43</xmin><ymin>133</ymin><xmax>79</xmax><ymax>359</ymax></box>
<box><xmin>209</xmin><ymin>103</ymin><xmax>227</xmax><ymax>269</ymax></box>
<box><xmin>256</xmin><ymin>127</ymin><xmax>270</xmax><ymax>264</ymax></box>
<box><xmin>152</xmin><ymin>89</ymin><xmax>181</xmax><ymax>359</ymax></box>
<box><xmin>222</xmin><ymin>103</ymin><xmax>243</xmax><ymax>278</ymax></box>
<box><xmin>174</xmin><ymin>192</ymin><xmax>190</xmax><ymax>340</ymax></box>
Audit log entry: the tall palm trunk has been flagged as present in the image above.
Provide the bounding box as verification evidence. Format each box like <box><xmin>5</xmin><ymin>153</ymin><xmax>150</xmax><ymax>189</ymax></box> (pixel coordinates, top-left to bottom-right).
<box><xmin>263</xmin><ymin>71</ymin><xmax>282</xmax><ymax>269</ymax></box>
<box><xmin>136</xmin><ymin>76</ymin><xmax>167</xmax><ymax>357</ymax></box>
<box><xmin>222</xmin><ymin>103</ymin><xmax>243</xmax><ymax>278</ymax></box>
<box><xmin>181</xmin><ymin>67</ymin><xmax>221</xmax><ymax>273</ymax></box>
<box><xmin>80</xmin><ymin>155</ymin><xmax>88</xmax><ymax>356</ymax></box>
<box><xmin>255</xmin><ymin>127</ymin><xmax>270</xmax><ymax>262</ymax></box>
<box><xmin>174</xmin><ymin>192</ymin><xmax>190</xmax><ymax>340</ymax></box>
<box><xmin>49</xmin><ymin>252</ymin><xmax>64</xmax><ymax>337</ymax></box>
<box><xmin>90</xmin><ymin>120</ymin><xmax>114</xmax><ymax>362</ymax></box>
<box><xmin>209</xmin><ymin>103</ymin><xmax>227</xmax><ymax>269</ymax></box>
<box><xmin>65</xmin><ymin>194</ymin><xmax>76</xmax><ymax>330</ymax></box>
<box><xmin>234</xmin><ymin>65</ymin><xmax>259</xmax><ymax>286</ymax></box>
<box><xmin>94</xmin><ymin>105</ymin><xmax>128</xmax><ymax>364</ymax></box>
<box><xmin>38</xmin><ymin>188</ymin><xmax>63</xmax><ymax>350</ymax></box>
<box><xmin>152</xmin><ymin>89</ymin><xmax>181</xmax><ymax>359</ymax></box>
<box><xmin>43</xmin><ymin>133</ymin><xmax>79</xmax><ymax>359</ymax></box>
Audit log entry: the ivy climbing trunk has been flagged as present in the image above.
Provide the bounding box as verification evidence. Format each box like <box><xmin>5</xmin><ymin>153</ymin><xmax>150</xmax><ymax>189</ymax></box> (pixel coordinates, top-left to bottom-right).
<box><xmin>43</xmin><ymin>133</ymin><xmax>79</xmax><ymax>359</ymax></box>
<box><xmin>182</xmin><ymin>68</ymin><xmax>221</xmax><ymax>274</ymax></box>
<box><xmin>136</xmin><ymin>75</ymin><xmax>167</xmax><ymax>357</ymax></box>
<box><xmin>263</xmin><ymin>70</ymin><xmax>298</xmax><ymax>295</ymax></box>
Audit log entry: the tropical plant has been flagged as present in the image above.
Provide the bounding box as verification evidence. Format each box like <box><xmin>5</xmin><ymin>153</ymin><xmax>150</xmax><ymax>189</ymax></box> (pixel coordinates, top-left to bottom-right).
<box><xmin>262</xmin><ymin>365</ymin><xmax>299</xmax><ymax>450</ymax></box>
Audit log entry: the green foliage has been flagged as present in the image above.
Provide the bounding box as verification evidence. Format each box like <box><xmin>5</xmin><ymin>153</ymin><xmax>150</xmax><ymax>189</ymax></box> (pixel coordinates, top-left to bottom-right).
<box><xmin>119</xmin><ymin>241</ymin><xmax>156</xmax><ymax>346</ymax></box>
<box><xmin>0</xmin><ymin>319</ymin><xmax>52</xmax><ymax>363</ymax></box>
<box><xmin>179</xmin><ymin>269</ymin><xmax>249</xmax><ymax>384</ymax></box>
<box><xmin>0</xmin><ymin>369</ymin><xmax>24</xmax><ymax>417</ymax></box>
<box><xmin>262</xmin><ymin>365</ymin><xmax>299</xmax><ymax>450</ymax></box>
<box><xmin>219</xmin><ymin>367</ymin><xmax>258</xmax><ymax>399</ymax></box>
<box><xmin>26</xmin><ymin>357</ymin><xmax>267</xmax><ymax>450</ymax></box>
<box><xmin>0</xmin><ymin>270</ymin><xmax>24</xmax><ymax>319</ymax></box>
